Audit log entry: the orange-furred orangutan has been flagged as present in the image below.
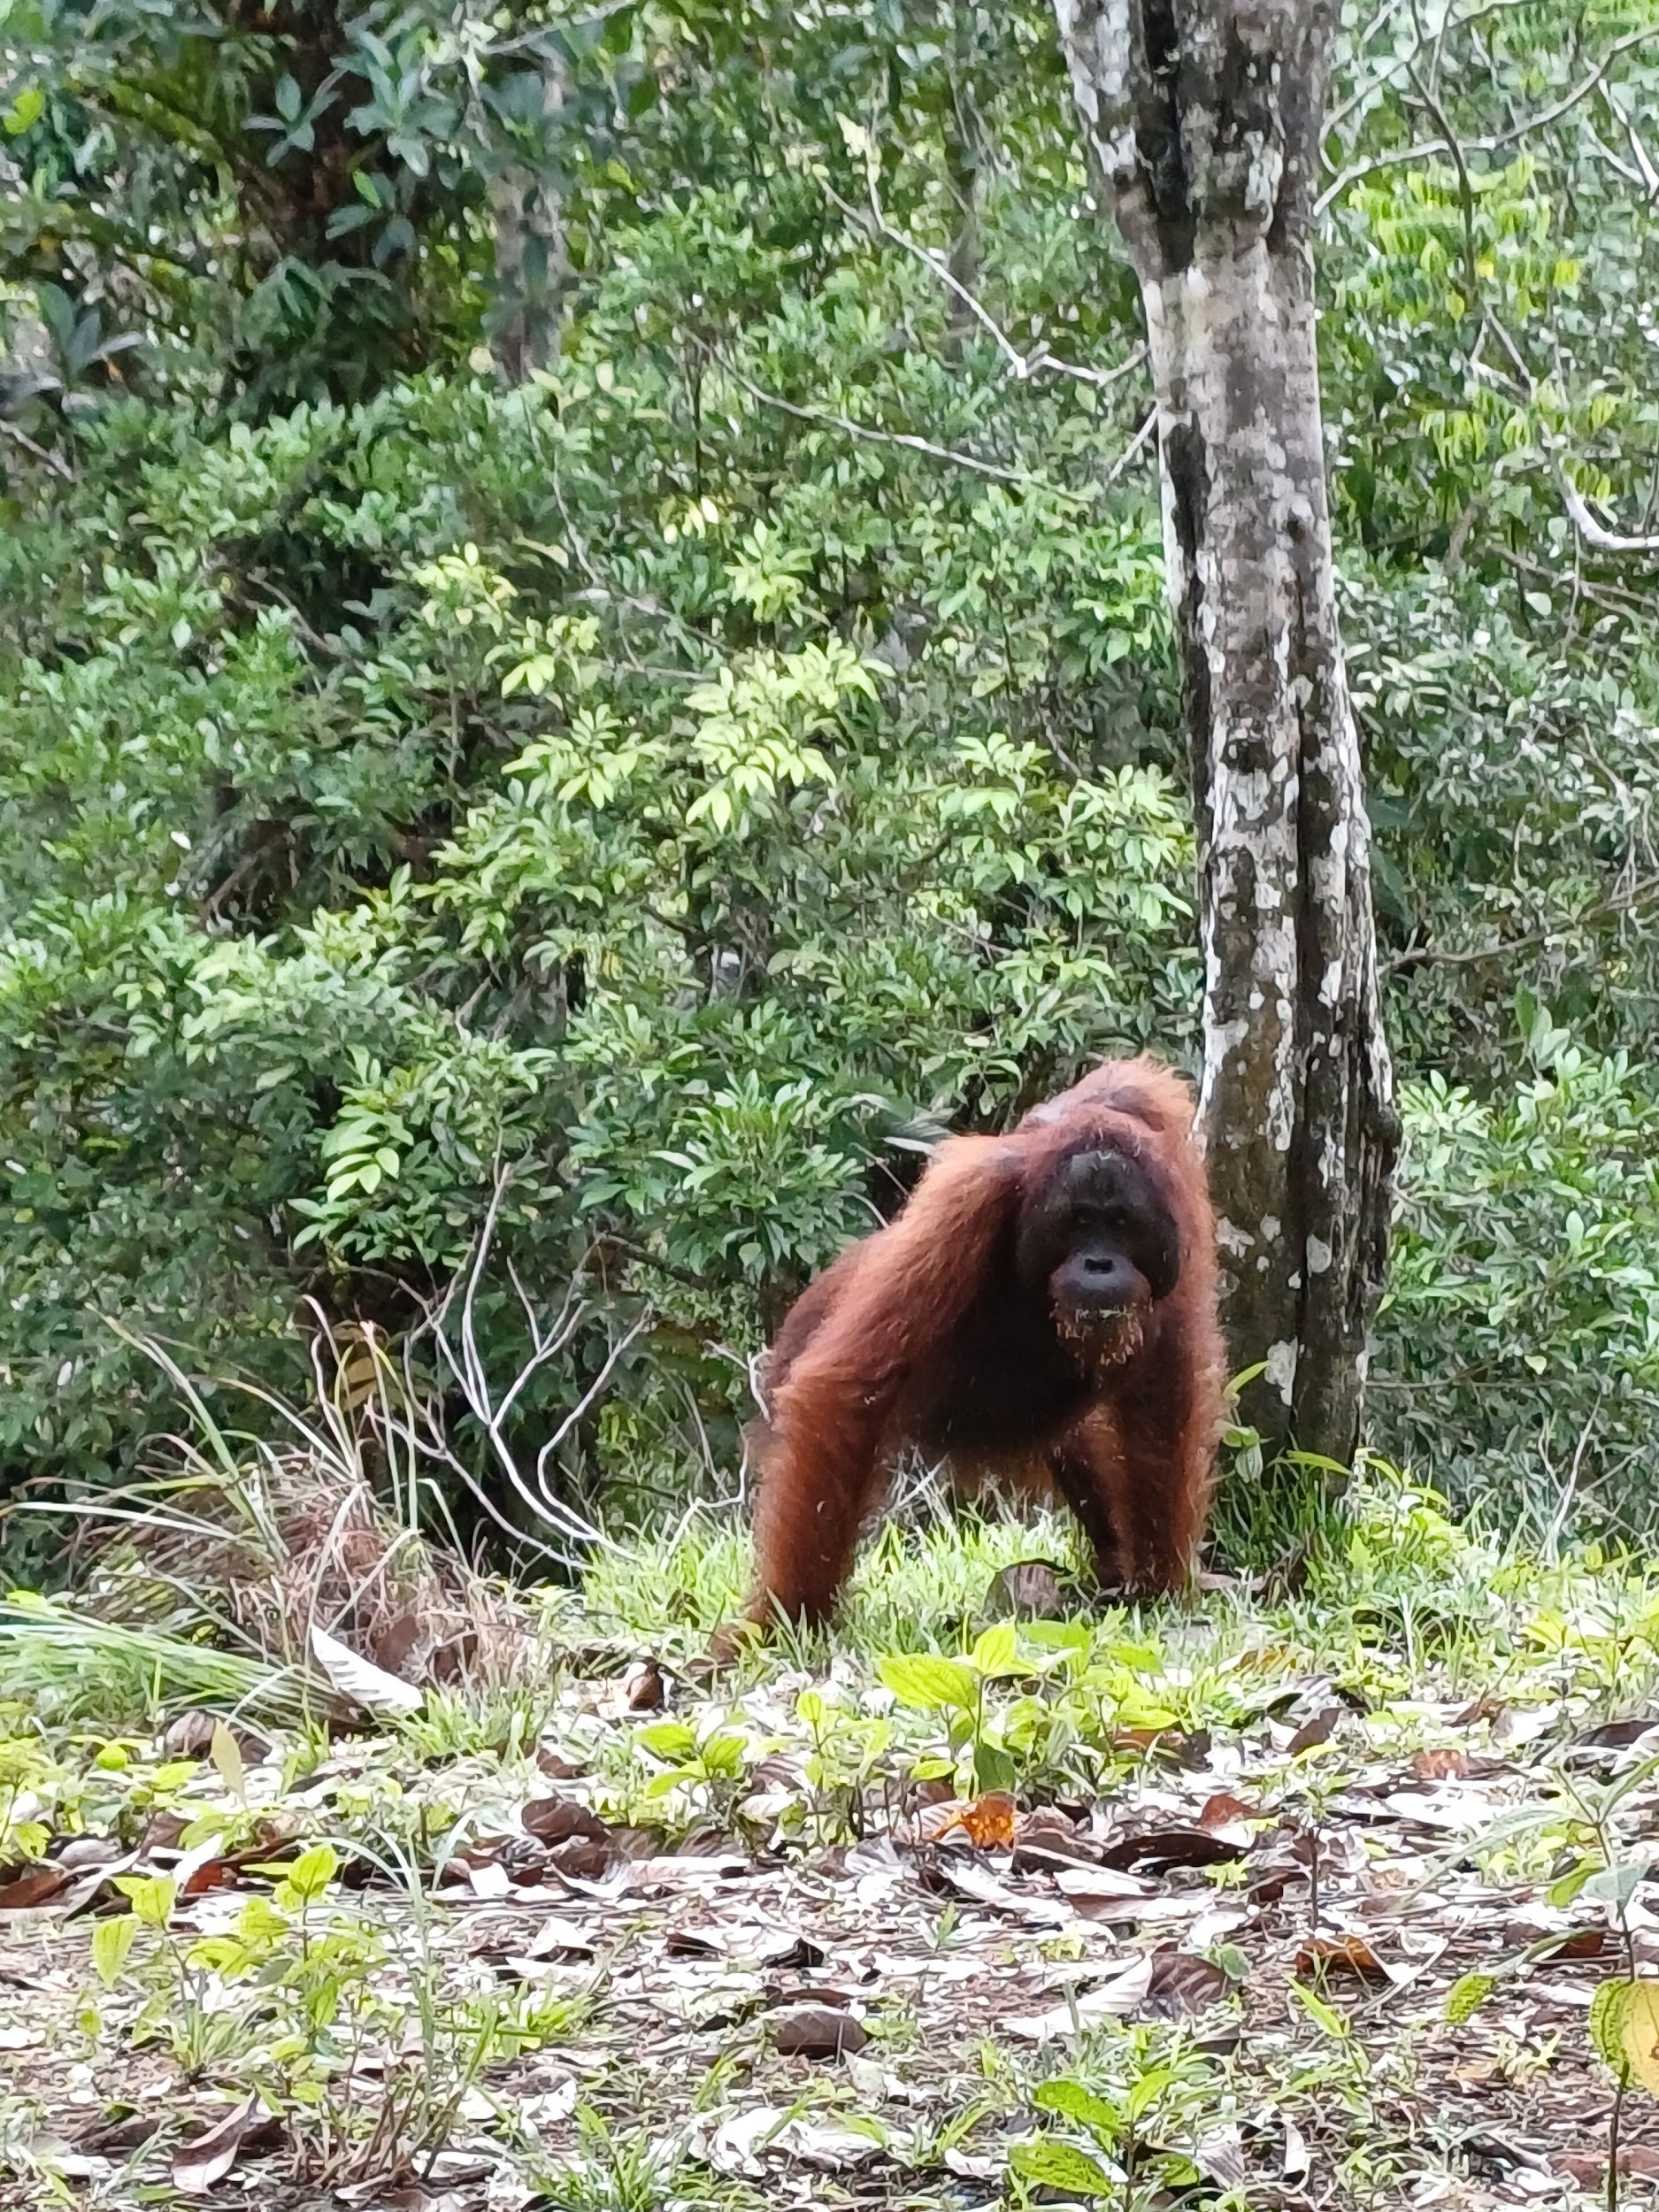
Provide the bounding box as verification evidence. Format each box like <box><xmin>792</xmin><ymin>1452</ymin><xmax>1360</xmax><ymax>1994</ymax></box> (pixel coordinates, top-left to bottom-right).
<box><xmin>737</xmin><ymin>1056</ymin><xmax>1225</xmax><ymax>1631</ymax></box>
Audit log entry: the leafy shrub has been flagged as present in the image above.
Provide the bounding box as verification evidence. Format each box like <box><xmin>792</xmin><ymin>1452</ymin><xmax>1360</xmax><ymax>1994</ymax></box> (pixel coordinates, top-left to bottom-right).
<box><xmin>0</xmin><ymin>334</ymin><xmax>1193</xmax><ymax>1509</ymax></box>
<box><xmin>1377</xmin><ymin>1010</ymin><xmax>1659</xmax><ymax>1535</ymax></box>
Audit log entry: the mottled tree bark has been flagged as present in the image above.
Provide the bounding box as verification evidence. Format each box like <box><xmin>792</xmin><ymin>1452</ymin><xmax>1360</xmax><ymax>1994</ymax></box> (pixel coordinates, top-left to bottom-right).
<box><xmin>1050</xmin><ymin>0</ymin><xmax>1398</xmax><ymax>1467</ymax></box>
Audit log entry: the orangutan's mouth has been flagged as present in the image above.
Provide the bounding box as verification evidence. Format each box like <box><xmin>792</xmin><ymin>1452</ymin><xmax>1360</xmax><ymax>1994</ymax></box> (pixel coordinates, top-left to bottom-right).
<box><xmin>1055</xmin><ymin>1303</ymin><xmax>1147</xmax><ymax>1371</ymax></box>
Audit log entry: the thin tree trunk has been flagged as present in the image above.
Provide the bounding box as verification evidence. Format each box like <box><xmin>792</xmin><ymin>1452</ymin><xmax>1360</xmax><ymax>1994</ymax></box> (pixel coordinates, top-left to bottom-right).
<box><xmin>489</xmin><ymin>63</ymin><xmax>567</xmax><ymax>386</ymax></box>
<box><xmin>942</xmin><ymin>65</ymin><xmax>986</xmax><ymax>359</ymax></box>
<box><xmin>1050</xmin><ymin>0</ymin><xmax>1399</xmax><ymax>1468</ymax></box>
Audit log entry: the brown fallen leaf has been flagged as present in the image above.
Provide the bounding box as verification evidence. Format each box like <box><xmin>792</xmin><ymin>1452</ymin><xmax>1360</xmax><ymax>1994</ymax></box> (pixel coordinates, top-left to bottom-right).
<box><xmin>625</xmin><ymin>1657</ymin><xmax>666</xmax><ymax>1711</ymax></box>
<box><xmin>76</xmin><ymin>2112</ymin><xmax>164</xmax><ymax>2154</ymax></box>
<box><xmin>1053</xmin><ymin>1864</ymin><xmax>1155</xmax><ymax>1917</ymax></box>
<box><xmin>53</xmin><ymin>1836</ymin><xmax>124</xmax><ymax>1874</ymax></box>
<box><xmin>707</xmin><ymin>1620</ymin><xmax>760</xmax><ymax>1669</ymax></box>
<box><xmin>1410</xmin><ymin>1747</ymin><xmax>1472</xmax><ymax>1779</ymax></box>
<box><xmin>606</xmin><ymin>1825</ymin><xmax>662</xmax><ymax>1863</ymax></box>
<box><xmin>906</xmin><ymin>1797</ymin><xmax>972</xmax><ymax>1845</ymax></box>
<box><xmin>1286</xmin><ymin>1707</ymin><xmax>1340</xmax><ymax>1755</ymax></box>
<box><xmin>927</xmin><ymin>1857</ymin><xmax>1071</xmax><ymax>1927</ymax></box>
<box><xmin>1012</xmin><ymin>1808</ymin><xmax>1098</xmax><ymax>1871</ymax></box>
<box><xmin>769</xmin><ymin>2002</ymin><xmax>869</xmax><ymax>2057</ymax></box>
<box><xmin>428</xmin><ymin>1628</ymin><xmax>480</xmax><ymax>1685</ymax></box>
<box><xmin>309</xmin><ymin>1624</ymin><xmax>422</xmax><ymax>1717</ymax></box>
<box><xmin>1294</xmin><ymin>1934</ymin><xmax>1393</xmax><ymax>1985</ymax></box>
<box><xmin>140</xmin><ymin>1809</ymin><xmax>190</xmax><ymax>1855</ymax></box>
<box><xmin>515</xmin><ymin>1916</ymin><xmax>597</xmax><ymax>1961</ymax></box>
<box><xmin>370</xmin><ymin>1609</ymin><xmax>436</xmax><ymax>1681</ymax></box>
<box><xmin>665</xmin><ymin>1928</ymin><xmax>723</xmax><ymax>1957</ymax></box>
<box><xmin>1575</xmin><ymin>1717</ymin><xmax>1659</xmax><ymax>1751</ymax></box>
<box><xmin>0</xmin><ymin>1863</ymin><xmax>69</xmax><ymax>1911</ymax></box>
<box><xmin>536</xmin><ymin>1748</ymin><xmax>584</xmax><ymax>1781</ymax></box>
<box><xmin>1247</xmin><ymin>1865</ymin><xmax>1299</xmax><ymax>1907</ymax></box>
<box><xmin>1144</xmin><ymin>1947</ymin><xmax>1231</xmax><ymax>2018</ymax></box>
<box><xmin>178</xmin><ymin>1857</ymin><xmax>240</xmax><ymax>1899</ymax></box>
<box><xmin>746</xmin><ymin>1754</ymin><xmax>808</xmax><ymax>1794</ymax></box>
<box><xmin>1197</xmin><ymin>1791</ymin><xmax>1260</xmax><ymax>1832</ymax></box>
<box><xmin>702</xmin><ymin>2106</ymin><xmax>878</xmax><ymax>2176</ymax></box>
<box><xmin>1100</xmin><ymin>1827</ymin><xmax>1244</xmax><ymax>1874</ymax></box>
<box><xmin>678</xmin><ymin>1824</ymin><xmax>736</xmax><ymax>1858</ymax></box>
<box><xmin>365</xmin><ymin>2193</ymin><xmax>477</xmax><ymax>2212</ymax></box>
<box><xmin>1557</xmin><ymin>2147</ymin><xmax>1659</xmax><ymax>2185</ymax></box>
<box><xmin>1559</xmin><ymin>1926</ymin><xmax>1610</xmax><ymax>1960</ymax></box>
<box><xmin>548</xmin><ymin>1836</ymin><xmax>611</xmax><ymax>1879</ymax></box>
<box><xmin>173</xmin><ymin>2094</ymin><xmax>259</xmax><ymax>2195</ymax></box>
<box><xmin>1282</xmin><ymin>2115</ymin><xmax>1311</xmax><ymax>2180</ymax></box>
<box><xmin>757</xmin><ymin>1932</ymin><xmax>826</xmax><ymax>1970</ymax></box>
<box><xmin>521</xmin><ymin>1796</ymin><xmax>610</xmax><ymax>1848</ymax></box>
<box><xmin>1194</xmin><ymin>2122</ymin><xmax>1246</xmax><ymax>2190</ymax></box>
<box><xmin>1449</xmin><ymin>1694</ymin><xmax>1502</xmax><ymax>1728</ymax></box>
<box><xmin>1004</xmin><ymin>1955</ymin><xmax>1156</xmax><ymax>2040</ymax></box>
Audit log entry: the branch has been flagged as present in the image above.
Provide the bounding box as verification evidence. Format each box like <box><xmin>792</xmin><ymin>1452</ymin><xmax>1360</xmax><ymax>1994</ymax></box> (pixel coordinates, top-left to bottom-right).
<box><xmin>1555</xmin><ymin>469</ymin><xmax>1659</xmax><ymax>556</ymax></box>
<box><xmin>821</xmin><ymin>176</ymin><xmax>1148</xmax><ymax>397</ymax></box>
<box><xmin>1494</xmin><ymin>545</ymin><xmax>1648</xmax><ymax>621</ymax></box>
<box><xmin>1407</xmin><ymin>62</ymin><xmax>1479</xmax><ymax>304</ymax></box>
<box><xmin>1105</xmin><ymin>407</ymin><xmax>1158</xmax><ymax>487</ymax></box>
<box><xmin>1318</xmin><ymin>27</ymin><xmax>1648</xmax><ymax>216</ymax></box>
<box><xmin>1482</xmin><ymin>30</ymin><xmax>1647</xmax><ymax>151</ymax></box>
<box><xmin>410</xmin><ymin>1169</ymin><xmax>626</xmax><ymax>1559</ymax></box>
<box><xmin>0</xmin><ymin>417</ymin><xmax>74</xmax><ymax>482</ymax></box>
<box><xmin>1384</xmin><ymin>873</ymin><xmax>1659</xmax><ymax>976</ymax></box>
<box><xmin>1324</xmin><ymin>0</ymin><xmax>1533</xmax><ymax>142</ymax></box>
<box><xmin>713</xmin><ymin>353</ymin><xmax>1090</xmax><ymax>503</ymax></box>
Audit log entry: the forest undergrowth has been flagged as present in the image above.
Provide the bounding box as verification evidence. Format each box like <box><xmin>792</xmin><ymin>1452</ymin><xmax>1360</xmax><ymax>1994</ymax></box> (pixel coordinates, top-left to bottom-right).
<box><xmin>7</xmin><ymin>1438</ymin><xmax>1659</xmax><ymax>2211</ymax></box>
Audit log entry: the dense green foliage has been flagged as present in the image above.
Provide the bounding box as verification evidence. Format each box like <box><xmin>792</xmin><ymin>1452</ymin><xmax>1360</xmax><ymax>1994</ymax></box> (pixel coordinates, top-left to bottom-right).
<box><xmin>4</xmin><ymin>0</ymin><xmax>1659</xmax><ymax>1541</ymax></box>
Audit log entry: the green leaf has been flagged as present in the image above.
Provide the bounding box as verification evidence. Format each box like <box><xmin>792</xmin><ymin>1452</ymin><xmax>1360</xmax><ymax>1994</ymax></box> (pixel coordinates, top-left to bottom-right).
<box><xmin>877</xmin><ymin>1654</ymin><xmax>977</xmax><ymax>1713</ymax></box>
<box><xmin>1033</xmin><ymin>2078</ymin><xmax>1121</xmax><ymax>2143</ymax></box>
<box><xmin>1584</xmin><ymin>1861</ymin><xmax>1647</xmax><ymax>1909</ymax></box>
<box><xmin>90</xmin><ymin>1915</ymin><xmax>138</xmax><ymax>1990</ymax></box>
<box><xmin>1596</xmin><ymin>1979</ymin><xmax>1659</xmax><ymax>2094</ymax></box>
<box><xmin>1548</xmin><ymin>1859</ymin><xmax>1592</xmax><ymax>1909</ymax></box>
<box><xmin>636</xmin><ymin>1720</ymin><xmax>698</xmax><ymax>1762</ymax></box>
<box><xmin>1008</xmin><ymin>2138</ymin><xmax>1114</xmax><ymax>2195</ymax></box>
<box><xmin>1445</xmin><ymin>1971</ymin><xmax>1495</xmax><ymax>2024</ymax></box>
<box><xmin>972</xmin><ymin>1740</ymin><xmax>1017</xmax><ymax>1793</ymax></box>
<box><xmin>1591</xmin><ymin>1979</ymin><xmax>1633</xmax><ymax>2080</ymax></box>
<box><xmin>210</xmin><ymin>1719</ymin><xmax>245</xmax><ymax>1801</ymax></box>
<box><xmin>3</xmin><ymin>86</ymin><xmax>44</xmax><ymax>134</ymax></box>
<box><xmin>969</xmin><ymin>1622</ymin><xmax>1019</xmax><ymax>1678</ymax></box>
<box><xmin>112</xmin><ymin>1874</ymin><xmax>176</xmax><ymax>1930</ymax></box>
<box><xmin>281</xmin><ymin>1843</ymin><xmax>340</xmax><ymax>1905</ymax></box>
<box><xmin>1288</xmin><ymin>1980</ymin><xmax>1348</xmax><ymax>2039</ymax></box>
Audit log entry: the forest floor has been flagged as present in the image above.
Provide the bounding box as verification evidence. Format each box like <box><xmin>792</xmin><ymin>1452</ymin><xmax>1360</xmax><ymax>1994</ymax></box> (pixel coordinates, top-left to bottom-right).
<box><xmin>6</xmin><ymin>1472</ymin><xmax>1659</xmax><ymax>2210</ymax></box>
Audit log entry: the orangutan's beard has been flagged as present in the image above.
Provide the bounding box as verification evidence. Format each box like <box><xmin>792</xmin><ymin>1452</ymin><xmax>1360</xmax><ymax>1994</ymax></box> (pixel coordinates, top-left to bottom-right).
<box><xmin>1055</xmin><ymin>1302</ymin><xmax>1147</xmax><ymax>1372</ymax></box>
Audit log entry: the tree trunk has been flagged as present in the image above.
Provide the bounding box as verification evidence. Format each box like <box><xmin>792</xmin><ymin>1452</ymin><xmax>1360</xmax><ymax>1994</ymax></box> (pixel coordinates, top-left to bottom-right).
<box><xmin>489</xmin><ymin>62</ymin><xmax>568</xmax><ymax>386</ymax></box>
<box><xmin>941</xmin><ymin>47</ymin><xmax>987</xmax><ymax>359</ymax></box>
<box><xmin>1050</xmin><ymin>0</ymin><xmax>1399</xmax><ymax>1468</ymax></box>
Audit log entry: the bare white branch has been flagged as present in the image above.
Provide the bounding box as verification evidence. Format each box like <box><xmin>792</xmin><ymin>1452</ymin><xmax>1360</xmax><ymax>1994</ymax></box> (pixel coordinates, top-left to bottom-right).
<box><xmin>1555</xmin><ymin>469</ymin><xmax>1659</xmax><ymax>556</ymax></box>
